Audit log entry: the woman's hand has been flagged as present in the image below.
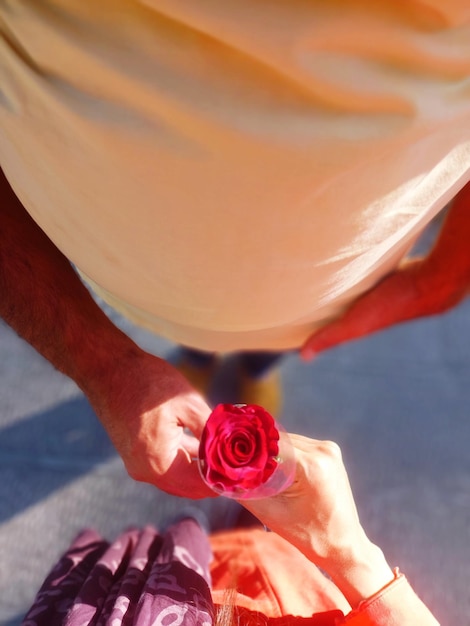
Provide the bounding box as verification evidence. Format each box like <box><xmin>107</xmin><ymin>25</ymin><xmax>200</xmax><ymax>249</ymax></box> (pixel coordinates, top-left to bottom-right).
<box><xmin>243</xmin><ymin>434</ymin><xmax>394</xmax><ymax>607</ymax></box>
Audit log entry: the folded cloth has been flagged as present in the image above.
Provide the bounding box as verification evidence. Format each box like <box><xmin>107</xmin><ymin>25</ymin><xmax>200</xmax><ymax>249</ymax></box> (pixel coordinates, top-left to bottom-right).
<box><xmin>22</xmin><ymin>523</ymin><xmax>439</xmax><ymax>626</ymax></box>
<box><xmin>21</xmin><ymin>519</ymin><xmax>213</xmax><ymax>626</ymax></box>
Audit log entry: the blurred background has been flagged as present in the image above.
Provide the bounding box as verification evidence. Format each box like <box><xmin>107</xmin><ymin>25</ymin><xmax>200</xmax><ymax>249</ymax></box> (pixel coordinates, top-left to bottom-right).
<box><xmin>1</xmin><ymin>221</ymin><xmax>469</xmax><ymax>624</ymax></box>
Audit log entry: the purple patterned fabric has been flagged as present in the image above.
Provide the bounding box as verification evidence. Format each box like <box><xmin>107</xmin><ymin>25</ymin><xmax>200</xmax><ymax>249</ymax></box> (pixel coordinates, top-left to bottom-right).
<box><xmin>22</xmin><ymin>519</ymin><xmax>214</xmax><ymax>626</ymax></box>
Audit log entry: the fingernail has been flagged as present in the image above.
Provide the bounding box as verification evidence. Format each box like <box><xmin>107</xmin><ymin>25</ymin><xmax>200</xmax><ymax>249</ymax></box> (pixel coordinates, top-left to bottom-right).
<box><xmin>301</xmin><ymin>348</ymin><xmax>316</xmax><ymax>361</ymax></box>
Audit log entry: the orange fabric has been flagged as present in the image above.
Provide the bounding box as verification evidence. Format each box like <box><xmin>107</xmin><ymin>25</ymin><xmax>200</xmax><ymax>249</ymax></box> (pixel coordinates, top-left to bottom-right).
<box><xmin>209</xmin><ymin>529</ymin><xmax>440</xmax><ymax>625</ymax></box>
<box><xmin>343</xmin><ymin>571</ymin><xmax>440</xmax><ymax>626</ymax></box>
<box><xmin>210</xmin><ymin>529</ymin><xmax>350</xmax><ymax>618</ymax></box>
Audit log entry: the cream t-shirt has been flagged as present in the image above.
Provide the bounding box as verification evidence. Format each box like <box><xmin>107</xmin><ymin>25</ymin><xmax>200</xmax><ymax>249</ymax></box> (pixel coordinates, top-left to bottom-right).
<box><xmin>1</xmin><ymin>0</ymin><xmax>470</xmax><ymax>351</ymax></box>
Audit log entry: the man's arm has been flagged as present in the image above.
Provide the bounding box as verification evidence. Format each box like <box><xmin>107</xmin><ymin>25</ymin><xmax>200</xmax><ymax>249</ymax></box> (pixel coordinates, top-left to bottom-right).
<box><xmin>301</xmin><ymin>182</ymin><xmax>470</xmax><ymax>359</ymax></box>
<box><xmin>0</xmin><ymin>168</ymin><xmax>212</xmax><ymax>497</ymax></box>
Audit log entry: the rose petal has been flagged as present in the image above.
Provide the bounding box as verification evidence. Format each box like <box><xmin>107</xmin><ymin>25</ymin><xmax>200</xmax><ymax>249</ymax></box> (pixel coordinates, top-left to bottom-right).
<box><xmin>199</xmin><ymin>403</ymin><xmax>281</xmax><ymax>493</ymax></box>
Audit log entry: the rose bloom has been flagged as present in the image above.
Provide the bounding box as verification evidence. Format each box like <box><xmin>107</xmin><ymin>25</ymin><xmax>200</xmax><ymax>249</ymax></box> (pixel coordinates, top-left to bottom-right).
<box><xmin>198</xmin><ymin>403</ymin><xmax>280</xmax><ymax>495</ymax></box>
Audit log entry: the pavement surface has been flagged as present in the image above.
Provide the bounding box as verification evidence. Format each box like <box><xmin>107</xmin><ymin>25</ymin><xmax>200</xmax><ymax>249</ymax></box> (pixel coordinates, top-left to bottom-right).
<box><xmin>1</xmin><ymin>232</ymin><xmax>469</xmax><ymax>624</ymax></box>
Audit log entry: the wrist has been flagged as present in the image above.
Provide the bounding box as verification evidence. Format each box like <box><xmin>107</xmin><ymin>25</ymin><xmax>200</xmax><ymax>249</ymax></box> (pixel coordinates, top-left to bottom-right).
<box><xmin>324</xmin><ymin>537</ymin><xmax>394</xmax><ymax>609</ymax></box>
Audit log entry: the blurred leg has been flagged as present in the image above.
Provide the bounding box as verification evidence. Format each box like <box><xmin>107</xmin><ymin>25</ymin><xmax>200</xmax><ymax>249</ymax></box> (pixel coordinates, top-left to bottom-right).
<box><xmin>175</xmin><ymin>347</ymin><xmax>217</xmax><ymax>395</ymax></box>
<box><xmin>238</xmin><ymin>351</ymin><xmax>286</xmax><ymax>416</ymax></box>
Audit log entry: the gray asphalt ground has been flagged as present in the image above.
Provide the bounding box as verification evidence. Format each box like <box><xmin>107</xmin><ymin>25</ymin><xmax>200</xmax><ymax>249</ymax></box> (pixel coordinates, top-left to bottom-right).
<box><xmin>1</xmin><ymin>227</ymin><xmax>469</xmax><ymax>624</ymax></box>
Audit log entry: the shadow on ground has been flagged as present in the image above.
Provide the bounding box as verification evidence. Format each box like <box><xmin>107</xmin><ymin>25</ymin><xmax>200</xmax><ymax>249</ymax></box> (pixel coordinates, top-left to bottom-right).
<box><xmin>0</xmin><ymin>397</ymin><xmax>116</xmax><ymax>524</ymax></box>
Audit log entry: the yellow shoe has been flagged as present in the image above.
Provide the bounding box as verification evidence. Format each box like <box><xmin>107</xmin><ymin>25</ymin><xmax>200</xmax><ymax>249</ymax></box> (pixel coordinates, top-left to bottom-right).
<box><xmin>239</xmin><ymin>368</ymin><xmax>282</xmax><ymax>418</ymax></box>
<box><xmin>175</xmin><ymin>359</ymin><xmax>215</xmax><ymax>397</ymax></box>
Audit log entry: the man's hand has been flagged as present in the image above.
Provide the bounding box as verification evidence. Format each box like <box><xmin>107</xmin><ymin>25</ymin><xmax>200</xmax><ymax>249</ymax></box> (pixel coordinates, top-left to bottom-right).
<box><xmin>87</xmin><ymin>348</ymin><xmax>214</xmax><ymax>498</ymax></box>
<box><xmin>301</xmin><ymin>182</ymin><xmax>470</xmax><ymax>359</ymax></box>
<box><xmin>0</xmin><ymin>168</ymin><xmax>212</xmax><ymax>498</ymax></box>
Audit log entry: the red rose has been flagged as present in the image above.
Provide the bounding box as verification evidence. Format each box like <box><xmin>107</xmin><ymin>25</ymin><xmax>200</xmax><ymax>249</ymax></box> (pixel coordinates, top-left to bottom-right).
<box><xmin>198</xmin><ymin>404</ymin><xmax>280</xmax><ymax>496</ymax></box>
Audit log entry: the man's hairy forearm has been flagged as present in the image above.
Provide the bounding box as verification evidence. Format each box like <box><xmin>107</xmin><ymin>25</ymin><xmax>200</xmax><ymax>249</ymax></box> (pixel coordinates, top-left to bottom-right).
<box><xmin>0</xmin><ymin>169</ymin><xmax>141</xmax><ymax>399</ymax></box>
<box><xmin>0</xmin><ymin>170</ymin><xmax>211</xmax><ymax>496</ymax></box>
